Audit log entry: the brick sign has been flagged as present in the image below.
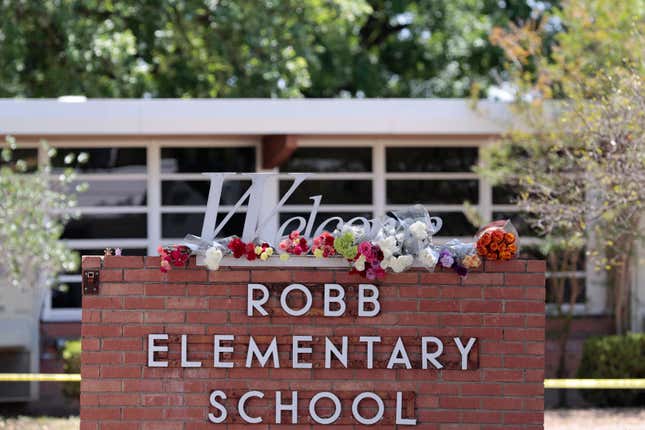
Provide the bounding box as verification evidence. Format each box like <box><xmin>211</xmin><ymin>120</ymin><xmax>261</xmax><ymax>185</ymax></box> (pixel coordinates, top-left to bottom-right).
<box><xmin>80</xmin><ymin>256</ymin><xmax>545</xmax><ymax>429</ymax></box>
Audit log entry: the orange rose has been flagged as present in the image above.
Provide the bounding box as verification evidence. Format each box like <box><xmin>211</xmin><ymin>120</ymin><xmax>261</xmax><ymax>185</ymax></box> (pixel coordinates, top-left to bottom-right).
<box><xmin>504</xmin><ymin>233</ymin><xmax>516</xmax><ymax>244</ymax></box>
<box><xmin>477</xmin><ymin>246</ymin><xmax>487</xmax><ymax>256</ymax></box>
<box><xmin>508</xmin><ymin>243</ymin><xmax>517</xmax><ymax>253</ymax></box>
<box><xmin>491</xmin><ymin>230</ymin><xmax>504</xmax><ymax>243</ymax></box>
<box><xmin>498</xmin><ymin>243</ymin><xmax>507</xmax><ymax>252</ymax></box>
<box><xmin>490</xmin><ymin>242</ymin><xmax>499</xmax><ymax>251</ymax></box>
<box><xmin>487</xmin><ymin>252</ymin><xmax>498</xmax><ymax>260</ymax></box>
<box><xmin>500</xmin><ymin>251</ymin><xmax>512</xmax><ymax>260</ymax></box>
<box><xmin>479</xmin><ymin>233</ymin><xmax>492</xmax><ymax>246</ymax></box>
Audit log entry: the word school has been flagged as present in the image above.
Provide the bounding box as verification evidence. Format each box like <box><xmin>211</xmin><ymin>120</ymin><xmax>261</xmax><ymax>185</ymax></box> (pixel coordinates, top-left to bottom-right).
<box><xmin>146</xmin><ymin>283</ymin><xmax>479</xmax><ymax>426</ymax></box>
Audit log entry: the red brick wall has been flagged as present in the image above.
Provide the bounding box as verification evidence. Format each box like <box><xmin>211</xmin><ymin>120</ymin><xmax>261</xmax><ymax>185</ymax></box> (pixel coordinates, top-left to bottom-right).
<box><xmin>80</xmin><ymin>256</ymin><xmax>545</xmax><ymax>429</ymax></box>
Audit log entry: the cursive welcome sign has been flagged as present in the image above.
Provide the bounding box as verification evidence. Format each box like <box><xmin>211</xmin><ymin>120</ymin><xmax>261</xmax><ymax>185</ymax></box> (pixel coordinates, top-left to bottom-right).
<box><xmin>199</xmin><ymin>173</ymin><xmax>442</xmax><ymax>246</ymax></box>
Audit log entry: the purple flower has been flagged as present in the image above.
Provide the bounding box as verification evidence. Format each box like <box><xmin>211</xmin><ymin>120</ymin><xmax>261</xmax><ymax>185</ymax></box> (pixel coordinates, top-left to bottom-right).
<box><xmin>453</xmin><ymin>264</ymin><xmax>468</xmax><ymax>277</ymax></box>
<box><xmin>365</xmin><ymin>267</ymin><xmax>376</xmax><ymax>280</ymax></box>
<box><xmin>439</xmin><ymin>249</ymin><xmax>454</xmax><ymax>268</ymax></box>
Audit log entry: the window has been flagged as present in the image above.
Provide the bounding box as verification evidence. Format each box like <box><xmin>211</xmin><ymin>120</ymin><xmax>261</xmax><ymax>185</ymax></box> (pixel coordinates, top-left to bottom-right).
<box><xmin>279</xmin><ymin>146</ymin><xmax>373</xmax><ymax>235</ymax></box>
<box><xmin>385</xmin><ymin>145</ymin><xmax>479</xmax><ymax>239</ymax></box>
<box><xmin>45</xmin><ymin>145</ymin><xmax>148</xmax><ymax>321</ymax></box>
<box><xmin>160</xmin><ymin>146</ymin><xmax>256</xmax><ymax>243</ymax></box>
<box><xmin>39</xmin><ymin>137</ymin><xmax>591</xmax><ymax>321</ymax></box>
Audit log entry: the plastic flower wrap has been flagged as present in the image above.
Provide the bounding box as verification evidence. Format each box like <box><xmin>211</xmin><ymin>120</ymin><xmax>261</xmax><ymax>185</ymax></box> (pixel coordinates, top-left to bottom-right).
<box><xmin>419</xmin><ymin>246</ymin><xmax>439</xmax><ymax>270</ymax></box>
<box><xmin>183</xmin><ymin>234</ymin><xmax>229</xmax><ymax>271</ymax></box>
<box><xmin>475</xmin><ymin>220</ymin><xmax>519</xmax><ymax>261</ymax></box>
<box><xmin>312</xmin><ymin>231</ymin><xmax>335</xmax><ymax>258</ymax></box>
<box><xmin>373</xmin><ymin>216</ymin><xmax>413</xmax><ymax>273</ymax></box>
<box><xmin>435</xmin><ymin>240</ymin><xmax>474</xmax><ymax>277</ymax></box>
<box><xmin>279</xmin><ymin>230</ymin><xmax>309</xmax><ymax>255</ymax></box>
<box><xmin>391</xmin><ymin>205</ymin><xmax>443</xmax><ymax>255</ymax></box>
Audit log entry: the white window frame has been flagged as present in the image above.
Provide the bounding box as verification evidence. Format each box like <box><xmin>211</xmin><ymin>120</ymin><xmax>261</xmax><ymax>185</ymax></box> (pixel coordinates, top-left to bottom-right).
<box><xmin>35</xmin><ymin>135</ymin><xmax>600</xmax><ymax>322</ymax></box>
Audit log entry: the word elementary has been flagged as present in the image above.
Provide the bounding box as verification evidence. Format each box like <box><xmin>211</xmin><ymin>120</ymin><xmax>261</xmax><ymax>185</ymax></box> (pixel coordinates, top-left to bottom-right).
<box><xmin>146</xmin><ymin>283</ymin><xmax>479</xmax><ymax>426</ymax></box>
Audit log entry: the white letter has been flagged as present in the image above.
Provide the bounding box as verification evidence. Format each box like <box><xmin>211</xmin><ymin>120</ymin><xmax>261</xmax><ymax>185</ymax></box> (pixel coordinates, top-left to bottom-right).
<box><xmin>358</xmin><ymin>284</ymin><xmax>380</xmax><ymax>317</ymax></box>
<box><xmin>292</xmin><ymin>336</ymin><xmax>312</xmax><ymax>369</ymax></box>
<box><xmin>201</xmin><ymin>173</ymin><xmax>312</xmax><ymax>243</ymax></box>
<box><xmin>238</xmin><ymin>391</ymin><xmax>264</xmax><ymax>424</ymax></box>
<box><xmin>396</xmin><ymin>392</ymin><xmax>417</xmax><ymax>425</ymax></box>
<box><xmin>323</xmin><ymin>284</ymin><xmax>346</xmax><ymax>317</ymax></box>
<box><xmin>309</xmin><ymin>392</ymin><xmax>341</xmax><ymax>425</ymax></box>
<box><xmin>422</xmin><ymin>336</ymin><xmax>444</xmax><ymax>370</ymax></box>
<box><xmin>208</xmin><ymin>390</ymin><xmax>227</xmax><ymax>423</ymax></box>
<box><xmin>181</xmin><ymin>334</ymin><xmax>201</xmax><ymax>368</ymax></box>
<box><xmin>324</xmin><ymin>337</ymin><xmax>348</xmax><ymax>369</ymax></box>
<box><xmin>359</xmin><ymin>336</ymin><xmax>381</xmax><ymax>369</ymax></box>
<box><xmin>275</xmin><ymin>391</ymin><xmax>298</xmax><ymax>424</ymax></box>
<box><xmin>454</xmin><ymin>337</ymin><xmax>477</xmax><ymax>370</ymax></box>
<box><xmin>281</xmin><ymin>284</ymin><xmax>313</xmax><ymax>317</ymax></box>
<box><xmin>352</xmin><ymin>392</ymin><xmax>384</xmax><ymax>425</ymax></box>
<box><xmin>246</xmin><ymin>336</ymin><xmax>280</xmax><ymax>368</ymax></box>
<box><xmin>147</xmin><ymin>334</ymin><xmax>168</xmax><ymax>368</ymax></box>
<box><xmin>214</xmin><ymin>335</ymin><xmax>234</xmax><ymax>368</ymax></box>
<box><xmin>248</xmin><ymin>283</ymin><xmax>269</xmax><ymax>316</ymax></box>
<box><xmin>387</xmin><ymin>337</ymin><xmax>412</xmax><ymax>369</ymax></box>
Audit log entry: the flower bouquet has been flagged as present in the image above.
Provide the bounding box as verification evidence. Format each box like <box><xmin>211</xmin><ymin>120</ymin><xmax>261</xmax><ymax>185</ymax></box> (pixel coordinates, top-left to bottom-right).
<box><xmin>373</xmin><ymin>216</ymin><xmax>414</xmax><ymax>273</ymax></box>
<box><xmin>475</xmin><ymin>220</ymin><xmax>519</xmax><ymax>261</ymax></box>
<box><xmin>390</xmin><ymin>204</ymin><xmax>443</xmax><ymax>255</ymax></box>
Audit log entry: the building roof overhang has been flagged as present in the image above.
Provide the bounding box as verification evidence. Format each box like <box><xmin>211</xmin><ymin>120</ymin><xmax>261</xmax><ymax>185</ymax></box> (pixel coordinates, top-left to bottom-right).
<box><xmin>0</xmin><ymin>98</ymin><xmax>512</xmax><ymax>136</ymax></box>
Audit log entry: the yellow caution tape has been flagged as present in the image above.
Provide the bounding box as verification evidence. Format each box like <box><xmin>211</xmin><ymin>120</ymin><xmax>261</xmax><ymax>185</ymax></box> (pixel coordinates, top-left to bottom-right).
<box><xmin>0</xmin><ymin>373</ymin><xmax>81</xmax><ymax>382</ymax></box>
<box><xmin>0</xmin><ymin>374</ymin><xmax>643</xmax><ymax>389</ymax></box>
<box><xmin>544</xmin><ymin>379</ymin><xmax>645</xmax><ymax>389</ymax></box>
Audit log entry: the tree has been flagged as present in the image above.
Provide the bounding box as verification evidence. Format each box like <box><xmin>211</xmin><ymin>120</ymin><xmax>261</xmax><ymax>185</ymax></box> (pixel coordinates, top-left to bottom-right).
<box><xmin>478</xmin><ymin>0</ymin><xmax>645</xmax><ymax>404</ymax></box>
<box><xmin>0</xmin><ymin>0</ymin><xmax>538</xmax><ymax>98</ymax></box>
<box><xmin>0</xmin><ymin>137</ymin><xmax>84</xmax><ymax>289</ymax></box>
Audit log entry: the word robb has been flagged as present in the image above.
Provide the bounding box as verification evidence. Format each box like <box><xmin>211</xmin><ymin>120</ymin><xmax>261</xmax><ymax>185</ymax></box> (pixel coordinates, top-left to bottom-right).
<box><xmin>146</xmin><ymin>283</ymin><xmax>479</xmax><ymax>426</ymax></box>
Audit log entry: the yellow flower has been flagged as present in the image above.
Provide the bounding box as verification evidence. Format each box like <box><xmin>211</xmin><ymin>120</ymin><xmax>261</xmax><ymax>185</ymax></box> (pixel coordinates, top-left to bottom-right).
<box><xmin>265</xmin><ymin>247</ymin><xmax>274</xmax><ymax>256</ymax></box>
<box><xmin>280</xmin><ymin>253</ymin><xmax>290</xmax><ymax>261</ymax></box>
<box><xmin>313</xmin><ymin>248</ymin><xmax>324</xmax><ymax>258</ymax></box>
<box><xmin>260</xmin><ymin>253</ymin><xmax>269</xmax><ymax>261</ymax></box>
<box><xmin>254</xmin><ymin>246</ymin><xmax>263</xmax><ymax>255</ymax></box>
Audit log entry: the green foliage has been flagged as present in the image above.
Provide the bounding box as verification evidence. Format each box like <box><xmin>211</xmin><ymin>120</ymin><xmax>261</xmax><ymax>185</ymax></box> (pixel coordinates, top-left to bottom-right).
<box><xmin>577</xmin><ymin>333</ymin><xmax>645</xmax><ymax>407</ymax></box>
<box><xmin>0</xmin><ymin>0</ymin><xmax>537</xmax><ymax>98</ymax></box>
<box><xmin>61</xmin><ymin>339</ymin><xmax>81</xmax><ymax>399</ymax></box>
<box><xmin>479</xmin><ymin>0</ymin><xmax>645</xmax><ymax>333</ymax></box>
<box><xmin>0</xmin><ymin>137</ymin><xmax>84</xmax><ymax>288</ymax></box>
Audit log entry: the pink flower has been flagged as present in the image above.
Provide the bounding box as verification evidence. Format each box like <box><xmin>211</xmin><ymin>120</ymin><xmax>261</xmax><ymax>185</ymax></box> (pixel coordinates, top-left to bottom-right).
<box><xmin>358</xmin><ymin>241</ymin><xmax>373</xmax><ymax>259</ymax></box>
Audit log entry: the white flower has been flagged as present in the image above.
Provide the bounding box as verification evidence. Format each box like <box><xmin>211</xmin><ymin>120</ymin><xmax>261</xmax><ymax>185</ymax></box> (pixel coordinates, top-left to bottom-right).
<box><xmin>390</xmin><ymin>255</ymin><xmax>413</xmax><ymax>273</ymax></box>
<box><xmin>377</xmin><ymin>236</ymin><xmax>397</xmax><ymax>259</ymax></box>
<box><xmin>204</xmin><ymin>246</ymin><xmax>223</xmax><ymax>271</ymax></box>
<box><xmin>409</xmin><ymin>221</ymin><xmax>428</xmax><ymax>240</ymax></box>
<box><xmin>353</xmin><ymin>254</ymin><xmax>366</xmax><ymax>271</ymax></box>
<box><xmin>419</xmin><ymin>247</ymin><xmax>438</xmax><ymax>269</ymax></box>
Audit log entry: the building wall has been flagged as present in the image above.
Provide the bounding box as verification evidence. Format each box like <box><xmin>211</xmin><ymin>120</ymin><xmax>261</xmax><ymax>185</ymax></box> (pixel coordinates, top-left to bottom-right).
<box><xmin>8</xmin><ymin>135</ymin><xmax>585</xmax><ymax>326</ymax></box>
<box><xmin>2</xmin><ymin>132</ymin><xmax>595</xmax><ymax>411</ymax></box>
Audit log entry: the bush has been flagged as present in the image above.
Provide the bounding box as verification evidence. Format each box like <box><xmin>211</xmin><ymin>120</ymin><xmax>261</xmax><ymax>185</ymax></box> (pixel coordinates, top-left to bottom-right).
<box><xmin>61</xmin><ymin>339</ymin><xmax>81</xmax><ymax>399</ymax></box>
<box><xmin>577</xmin><ymin>333</ymin><xmax>645</xmax><ymax>407</ymax></box>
